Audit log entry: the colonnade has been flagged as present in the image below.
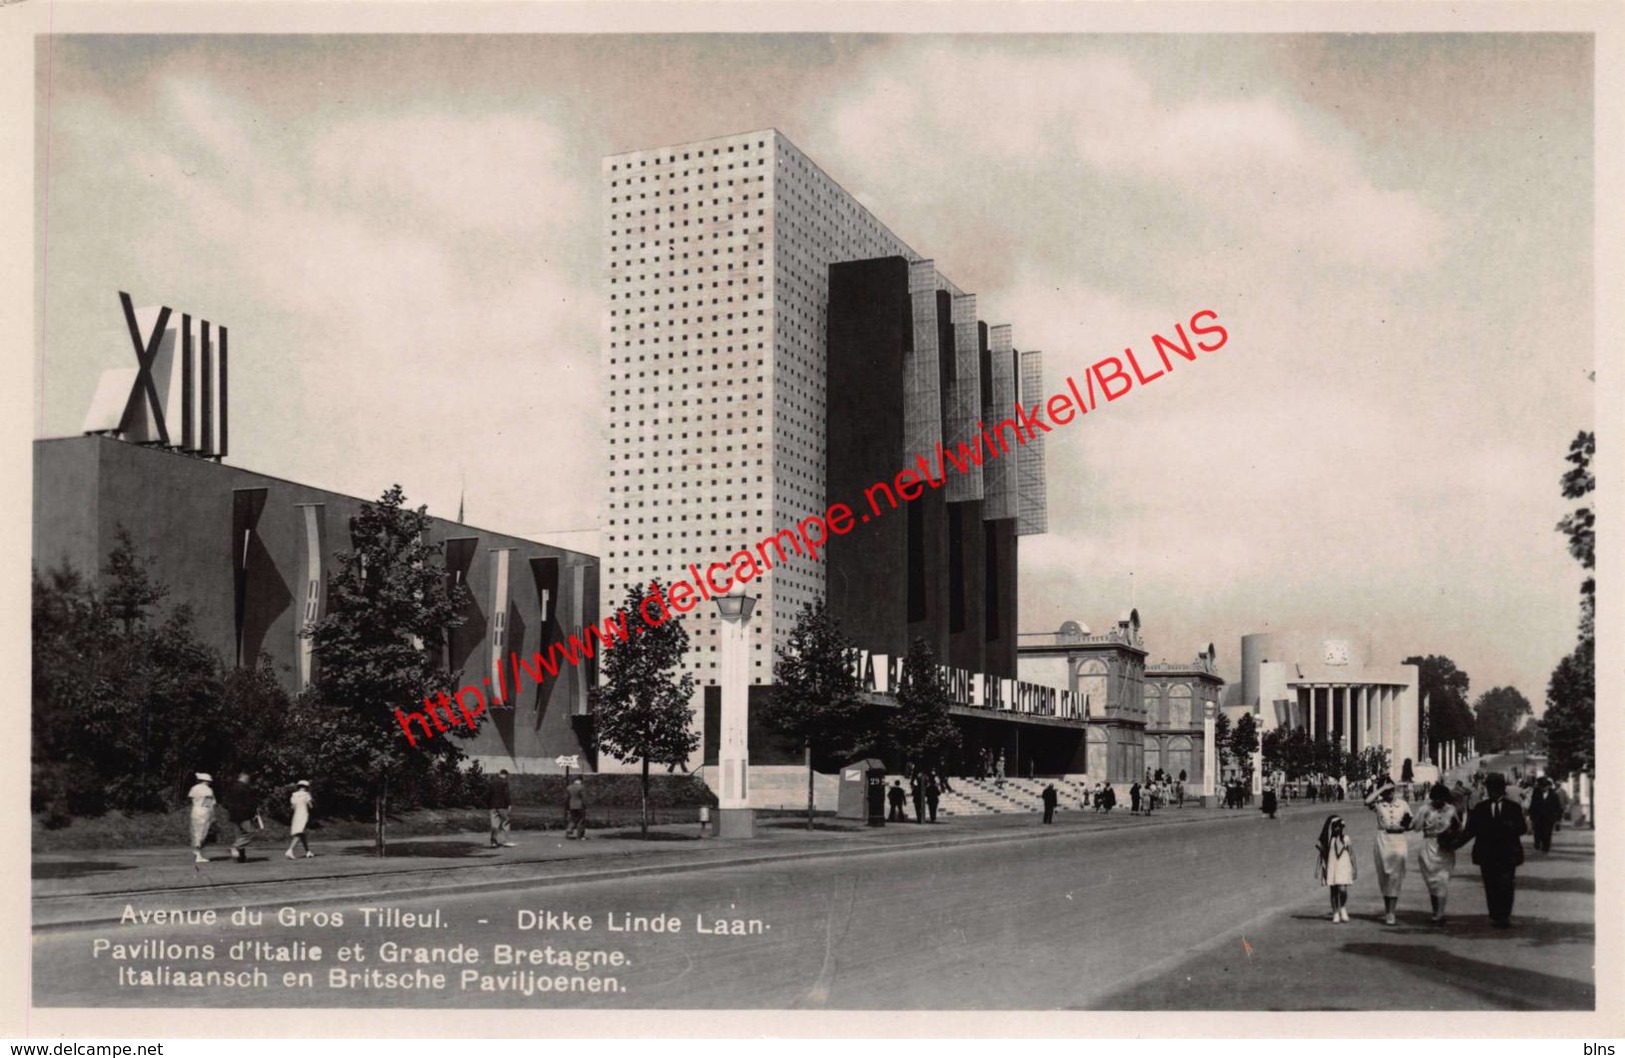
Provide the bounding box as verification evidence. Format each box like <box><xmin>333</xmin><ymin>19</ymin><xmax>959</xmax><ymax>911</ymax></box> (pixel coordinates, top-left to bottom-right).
<box><xmin>1294</xmin><ymin>683</ymin><xmax>1405</xmax><ymax>764</ymax></box>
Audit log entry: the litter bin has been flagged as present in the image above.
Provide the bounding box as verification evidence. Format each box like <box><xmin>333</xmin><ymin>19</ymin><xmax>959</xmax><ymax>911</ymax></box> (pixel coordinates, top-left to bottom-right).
<box><xmin>837</xmin><ymin>758</ymin><xmax>887</xmax><ymax>825</ymax></box>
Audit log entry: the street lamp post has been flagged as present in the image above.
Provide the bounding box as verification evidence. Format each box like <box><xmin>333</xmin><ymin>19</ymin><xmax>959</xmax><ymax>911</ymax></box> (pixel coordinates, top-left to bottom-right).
<box><xmin>713</xmin><ymin>592</ymin><xmax>757</xmax><ymax>838</ymax></box>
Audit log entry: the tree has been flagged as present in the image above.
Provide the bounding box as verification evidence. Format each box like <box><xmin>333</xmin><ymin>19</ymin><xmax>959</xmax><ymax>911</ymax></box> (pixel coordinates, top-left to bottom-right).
<box><xmin>1355</xmin><ymin>745</ymin><xmax>1393</xmax><ymax>784</ymax></box>
<box><xmin>305</xmin><ymin>485</ymin><xmax>471</xmax><ymax>852</ymax></box>
<box><xmin>32</xmin><ymin>530</ymin><xmax>291</xmax><ymax>819</ymax></box>
<box><xmin>1213</xmin><ymin>710</ymin><xmax>1232</xmax><ymax>773</ymax></box>
<box><xmin>1473</xmin><ymin>686</ymin><xmax>1533</xmax><ymax>754</ymax></box>
<box><xmin>765</xmin><ymin>601</ymin><xmax>867</xmax><ymax>830</ymax></box>
<box><xmin>1544</xmin><ymin>636</ymin><xmax>1593</xmax><ymax>781</ymax></box>
<box><xmin>593</xmin><ymin>580</ymin><xmax>700</xmax><ymax>838</ymax></box>
<box><xmin>1404</xmin><ymin>655</ymin><xmax>1473</xmax><ymax>766</ymax></box>
<box><xmin>1543</xmin><ymin>429</ymin><xmax>1594</xmax><ymax>783</ymax></box>
<box><xmin>1228</xmin><ymin>713</ymin><xmax>1259</xmax><ymax>783</ymax></box>
<box><xmin>891</xmin><ymin>638</ymin><xmax>963</xmax><ymax>780</ymax></box>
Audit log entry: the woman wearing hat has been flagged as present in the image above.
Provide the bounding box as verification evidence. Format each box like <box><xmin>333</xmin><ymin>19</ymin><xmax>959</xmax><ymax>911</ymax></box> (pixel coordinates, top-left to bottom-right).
<box><xmin>286</xmin><ymin>780</ymin><xmax>315</xmax><ymax>860</ymax></box>
<box><xmin>1364</xmin><ymin>778</ymin><xmax>1413</xmax><ymax>924</ymax></box>
<box><xmin>1412</xmin><ymin>782</ymin><xmax>1462</xmax><ymax>924</ymax></box>
<box><xmin>187</xmin><ymin>773</ymin><xmax>216</xmax><ymax>864</ymax></box>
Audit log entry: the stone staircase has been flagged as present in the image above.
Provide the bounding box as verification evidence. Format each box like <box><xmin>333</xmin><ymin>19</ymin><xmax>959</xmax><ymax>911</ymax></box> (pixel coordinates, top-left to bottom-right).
<box><xmin>936</xmin><ymin>776</ymin><xmax>1097</xmax><ymax>817</ymax></box>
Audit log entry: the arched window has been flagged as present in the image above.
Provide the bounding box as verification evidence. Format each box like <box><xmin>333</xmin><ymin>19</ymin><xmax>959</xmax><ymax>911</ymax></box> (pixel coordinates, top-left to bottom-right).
<box><xmin>1076</xmin><ymin>659</ymin><xmax>1108</xmax><ymax>716</ymax></box>
<box><xmin>1146</xmin><ymin>685</ymin><xmax>1166</xmax><ymax>728</ymax></box>
<box><xmin>1169</xmin><ymin>684</ymin><xmax>1193</xmax><ymax>727</ymax></box>
<box><xmin>1167</xmin><ymin>736</ymin><xmax>1193</xmax><ymax>780</ymax></box>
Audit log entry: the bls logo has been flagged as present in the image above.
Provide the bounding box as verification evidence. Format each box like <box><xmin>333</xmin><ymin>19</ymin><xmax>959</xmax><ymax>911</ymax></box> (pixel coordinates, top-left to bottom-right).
<box><xmin>82</xmin><ymin>291</ymin><xmax>229</xmax><ymax>458</ymax></box>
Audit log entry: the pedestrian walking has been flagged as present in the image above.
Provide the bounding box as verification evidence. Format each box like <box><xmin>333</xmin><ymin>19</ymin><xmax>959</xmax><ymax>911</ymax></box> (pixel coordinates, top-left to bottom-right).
<box><xmin>222</xmin><ymin>771</ymin><xmax>263</xmax><ymax>863</ymax></box>
<box><xmin>1528</xmin><ymin>776</ymin><xmax>1563</xmax><ymax>853</ymax></box>
<box><xmin>925</xmin><ymin>775</ymin><xmax>940</xmax><ymax>823</ymax></box>
<box><xmin>887</xmin><ymin>780</ymin><xmax>906</xmax><ymax>822</ymax></box>
<box><xmin>489</xmin><ymin>768</ymin><xmax>515</xmax><ymax>847</ymax></box>
<box><xmin>1316</xmin><ymin>814</ymin><xmax>1357</xmax><ymax>922</ymax></box>
<box><xmin>1412</xmin><ymin>782</ymin><xmax>1461</xmax><ymax>924</ymax></box>
<box><xmin>1130</xmin><ymin>781</ymin><xmax>1142</xmax><ymax>814</ymax></box>
<box><xmin>1261</xmin><ymin>784</ymin><xmax>1278</xmax><ymax>820</ymax></box>
<box><xmin>1455</xmin><ymin>772</ymin><xmax>1527</xmax><ymax>928</ymax></box>
<box><xmin>1102</xmin><ymin>784</ymin><xmax>1117</xmax><ymax>813</ymax></box>
<box><xmin>187</xmin><ymin>773</ymin><xmax>216</xmax><ymax>864</ymax></box>
<box><xmin>285</xmin><ymin>780</ymin><xmax>315</xmax><ymax>860</ymax></box>
<box><xmin>1042</xmin><ymin>783</ymin><xmax>1058</xmax><ymax>824</ymax></box>
<box><xmin>994</xmin><ymin>752</ymin><xmax>1007</xmax><ymax>789</ymax></box>
<box><xmin>1143</xmin><ymin>781</ymin><xmax>1156</xmax><ymax>816</ymax></box>
<box><xmin>1363</xmin><ymin>778</ymin><xmax>1412</xmax><ymax>924</ymax></box>
<box><xmin>565</xmin><ymin>774</ymin><xmax>587</xmax><ymax>839</ymax></box>
<box><xmin>911</xmin><ymin>775</ymin><xmax>926</xmax><ymax>824</ymax></box>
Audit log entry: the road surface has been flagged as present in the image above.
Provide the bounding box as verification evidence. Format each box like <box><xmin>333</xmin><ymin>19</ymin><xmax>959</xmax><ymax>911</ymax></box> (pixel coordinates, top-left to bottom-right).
<box><xmin>32</xmin><ymin>806</ymin><xmax>1594</xmax><ymax>1009</ymax></box>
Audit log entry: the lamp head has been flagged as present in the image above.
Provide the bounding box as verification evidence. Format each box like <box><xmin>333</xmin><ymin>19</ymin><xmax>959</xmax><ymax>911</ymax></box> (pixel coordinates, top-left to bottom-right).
<box><xmin>714</xmin><ymin>593</ymin><xmax>757</xmax><ymax>621</ymax></box>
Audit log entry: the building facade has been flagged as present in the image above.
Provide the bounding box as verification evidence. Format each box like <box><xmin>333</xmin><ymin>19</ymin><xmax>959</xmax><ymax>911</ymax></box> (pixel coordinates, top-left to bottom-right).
<box><xmin>34</xmin><ymin>436</ymin><xmax>599</xmax><ymax>773</ymax></box>
<box><xmin>1239</xmin><ymin>630</ymin><xmax>1422</xmax><ymax>775</ymax></box>
<box><xmin>1016</xmin><ymin>613</ymin><xmax>1222</xmax><ymax>786</ymax></box>
<box><xmin>1143</xmin><ymin>647</ymin><xmax>1224</xmax><ymax>784</ymax></box>
<box><xmin>602</xmin><ymin>129</ymin><xmax>1047</xmax><ymax>779</ymax></box>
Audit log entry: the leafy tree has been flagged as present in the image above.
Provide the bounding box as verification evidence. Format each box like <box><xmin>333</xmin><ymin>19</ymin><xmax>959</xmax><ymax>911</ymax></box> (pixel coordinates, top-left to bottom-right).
<box><xmin>1543</xmin><ymin>429</ymin><xmax>1594</xmax><ymax>783</ymax></box>
<box><xmin>592</xmin><ymin>580</ymin><xmax>700</xmax><ymax>838</ymax></box>
<box><xmin>765</xmin><ymin>601</ymin><xmax>866</xmax><ymax>830</ymax></box>
<box><xmin>891</xmin><ymin>637</ymin><xmax>963</xmax><ymax>780</ymax></box>
<box><xmin>32</xmin><ymin>530</ymin><xmax>290</xmax><ymax>819</ymax></box>
<box><xmin>1473</xmin><ymin>686</ymin><xmax>1533</xmax><ymax>754</ymax></box>
<box><xmin>1355</xmin><ymin>745</ymin><xmax>1393</xmax><ymax>784</ymax></box>
<box><xmin>1228</xmin><ymin>713</ymin><xmax>1259</xmax><ymax>782</ymax></box>
<box><xmin>305</xmin><ymin>485</ymin><xmax>471</xmax><ymax>852</ymax></box>
<box><xmin>1213</xmin><ymin>710</ymin><xmax>1232</xmax><ymax>773</ymax></box>
<box><xmin>1556</xmin><ymin>430</ymin><xmax>1595</xmax><ymax>635</ymax></box>
<box><xmin>1404</xmin><ymin>655</ymin><xmax>1473</xmax><ymax>766</ymax></box>
<box><xmin>1544</xmin><ymin>636</ymin><xmax>1593</xmax><ymax>781</ymax></box>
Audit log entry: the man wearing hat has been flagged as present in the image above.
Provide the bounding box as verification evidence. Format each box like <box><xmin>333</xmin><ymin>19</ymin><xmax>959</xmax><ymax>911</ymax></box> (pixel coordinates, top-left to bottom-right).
<box><xmin>1528</xmin><ymin>775</ymin><xmax>1563</xmax><ymax>853</ymax></box>
<box><xmin>1455</xmin><ymin>772</ymin><xmax>1527</xmax><ymax>928</ymax></box>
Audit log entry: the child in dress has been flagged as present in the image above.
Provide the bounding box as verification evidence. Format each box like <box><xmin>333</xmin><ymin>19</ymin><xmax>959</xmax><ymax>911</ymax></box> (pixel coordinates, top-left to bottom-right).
<box><xmin>1316</xmin><ymin>814</ymin><xmax>1358</xmax><ymax>922</ymax></box>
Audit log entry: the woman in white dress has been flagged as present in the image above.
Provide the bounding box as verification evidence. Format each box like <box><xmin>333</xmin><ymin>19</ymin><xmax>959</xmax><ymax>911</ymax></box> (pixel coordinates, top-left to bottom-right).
<box><xmin>286</xmin><ymin>780</ymin><xmax>315</xmax><ymax>860</ymax></box>
<box><xmin>1412</xmin><ymin>782</ymin><xmax>1462</xmax><ymax>924</ymax></box>
<box><xmin>1364</xmin><ymin>779</ymin><xmax>1413</xmax><ymax>925</ymax></box>
<box><xmin>187</xmin><ymin>773</ymin><xmax>216</xmax><ymax>864</ymax></box>
<box><xmin>1316</xmin><ymin>814</ymin><xmax>1357</xmax><ymax>922</ymax></box>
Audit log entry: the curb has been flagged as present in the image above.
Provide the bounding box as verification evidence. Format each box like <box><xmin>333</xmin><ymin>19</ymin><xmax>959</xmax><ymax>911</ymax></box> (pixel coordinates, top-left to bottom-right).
<box><xmin>34</xmin><ymin>805</ymin><xmax>1270</xmax><ymax>932</ymax></box>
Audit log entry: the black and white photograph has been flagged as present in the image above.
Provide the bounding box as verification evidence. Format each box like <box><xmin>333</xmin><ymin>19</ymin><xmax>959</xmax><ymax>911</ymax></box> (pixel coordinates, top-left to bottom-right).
<box><xmin>6</xmin><ymin>0</ymin><xmax>1620</xmax><ymax>1039</ymax></box>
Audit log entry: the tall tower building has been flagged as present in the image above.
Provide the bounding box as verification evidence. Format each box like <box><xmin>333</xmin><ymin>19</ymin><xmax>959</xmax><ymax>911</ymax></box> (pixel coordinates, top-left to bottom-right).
<box><xmin>601</xmin><ymin>129</ymin><xmax>1045</xmax><ymax>734</ymax></box>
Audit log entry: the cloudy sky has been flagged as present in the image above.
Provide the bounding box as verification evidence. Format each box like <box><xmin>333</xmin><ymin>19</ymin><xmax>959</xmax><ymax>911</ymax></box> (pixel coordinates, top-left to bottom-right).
<box><xmin>33</xmin><ymin>33</ymin><xmax>1593</xmax><ymax>707</ymax></box>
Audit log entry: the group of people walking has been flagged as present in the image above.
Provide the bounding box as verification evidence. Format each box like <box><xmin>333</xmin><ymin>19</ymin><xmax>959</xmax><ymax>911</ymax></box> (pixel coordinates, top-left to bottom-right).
<box><xmin>185</xmin><ymin>772</ymin><xmax>315</xmax><ymax>864</ymax></box>
<box><xmin>886</xmin><ymin>773</ymin><xmax>946</xmax><ymax>823</ymax></box>
<box><xmin>1317</xmin><ymin>772</ymin><xmax>1541</xmax><ymax>930</ymax></box>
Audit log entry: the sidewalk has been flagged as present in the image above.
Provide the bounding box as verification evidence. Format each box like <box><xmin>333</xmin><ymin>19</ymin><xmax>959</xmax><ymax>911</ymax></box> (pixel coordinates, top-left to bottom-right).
<box><xmin>33</xmin><ymin>802</ymin><xmax>1238</xmax><ymax>929</ymax></box>
<box><xmin>1099</xmin><ymin>828</ymin><xmax>1596</xmax><ymax>1010</ymax></box>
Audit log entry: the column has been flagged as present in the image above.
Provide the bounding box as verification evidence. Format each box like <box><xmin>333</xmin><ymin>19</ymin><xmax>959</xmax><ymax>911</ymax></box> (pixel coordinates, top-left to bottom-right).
<box><xmin>1308</xmin><ymin>686</ymin><xmax>1317</xmax><ymax>738</ymax></box>
<box><xmin>1342</xmin><ymin>687</ymin><xmax>1353</xmax><ymax>756</ymax></box>
<box><xmin>1202</xmin><ymin>703</ymin><xmax>1217</xmax><ymax>803</ymax></box>
<box><xmin>715</xmin><ymin>595</ymin><xmax>758</xmax><ymax>838</ymax></box>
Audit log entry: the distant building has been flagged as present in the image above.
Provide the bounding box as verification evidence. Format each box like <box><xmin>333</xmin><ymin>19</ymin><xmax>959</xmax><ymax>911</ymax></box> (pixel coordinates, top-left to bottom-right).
<box><xmin>1018</xmin><ymin>612</ymin><xmax>1224</xmax><ymax>786</ymax></box>
<box><xmin>1144</xmin><ymin>646</ymin><xmax>1225</xmax><ymax>783</ymax></box>
<box><xmin>1239</xmin><ymin>631</ymin><xmax>1421</xmax><ymax>774</ymax></box>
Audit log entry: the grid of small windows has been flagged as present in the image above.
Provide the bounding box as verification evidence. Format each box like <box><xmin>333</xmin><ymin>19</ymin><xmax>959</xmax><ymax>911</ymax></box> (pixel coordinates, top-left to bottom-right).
<box><xmin>602</xmin><ymin>130</ymin><xmax>965</xmax><ymax>687</ymax></box>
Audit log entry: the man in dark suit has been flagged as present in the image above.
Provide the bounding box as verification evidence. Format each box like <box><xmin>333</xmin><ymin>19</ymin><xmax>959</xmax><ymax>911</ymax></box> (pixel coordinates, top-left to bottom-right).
<box><xmin>1041</xmin><ymin>783</ymin><xmax>1058</xmax><ymax>824</ymax></box>
<box><xmin>1456</xmin><ymin>772</ymin><xmax>1527</xmax><ymax>928</ymax></box>
<box><xmin>1528</xmin><ymin>776</ymin><xmax>1563</xmax><ymax>853</ymax></box>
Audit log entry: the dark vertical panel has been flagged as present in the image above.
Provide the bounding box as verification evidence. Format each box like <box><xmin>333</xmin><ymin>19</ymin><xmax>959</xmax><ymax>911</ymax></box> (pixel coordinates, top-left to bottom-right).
<box><xmin>218</xmin><ymin>326</ymin><xmax>228</xmax><ymax>459</ymax></box>
<box><xmin>200</xmin><ymin>321</ymin><xmax>213</xmax><ymax>456</ymax></box>
<box><xmin>906</xmin><ymin>500</ymin><xmax>925</xmax><ymax>623</ymax></box>
<box><xmin>947</xmin><ymin>505</ymin><xmax>965</xmax><ymax>634</ymax></box>
<box><xmin>825</xmin><ymin>256</ymin><xmax>910</xmax><ymax>657</ymax></box>
<box><xmin>984</xmin><ymin>520</ymin><xmax>999</xmax><ymax>641</ymax></box>
<box><xmin>443</xmin><ymin>537</ymin><xmax>481</xmax><ymax>675</ymax></box>
<box><xmin>181</xmin><ymin>315</ymin><xmax>194</xmax><ymax>450</ymax></box>
<box><xmin>231</xmin><ymin>488</ymin><xmax>267</xmax><ymax>667</ymax></box>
